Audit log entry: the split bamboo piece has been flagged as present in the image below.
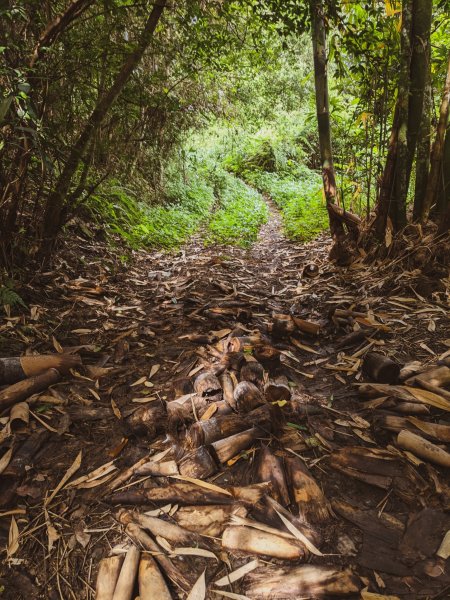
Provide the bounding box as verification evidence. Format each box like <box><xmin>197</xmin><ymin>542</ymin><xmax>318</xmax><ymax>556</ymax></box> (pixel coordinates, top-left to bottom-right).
<box><xmin>0</xmin><ymin>354</ymin><xmax>81</xmax><ymax>385</ymax></box>
<box><xmin>96</xmin><ymin>555</ymin><xmax>123</xmax><ymax>600</ymax></box>
<box><xmin>222</xmin><ymin>525</ymin><xmax>307</xmax><ymax>560</ymax></box>
<box><xmin>0</xmin><ymin>369</ymin><xmax>61</xmax><ymax>412</ymax></box>
<box><xmin>245</xmin><ymin>565</ymin><xmax>362</xmax><ymax>598</ymax></box>
<box><xmin>212</xmin><ymin>427</ymin><xmax>260</xmax><ymax>463</ymax></box>
<box><xmin>397</xmin><ymin>430</ymin><xmax>450</xmax><ymax>468</ymax></box>
<box><xmin>139</xmin><ymin>555</ymin><xmax>172</xmax><ymax>600</ymax></box>
<box><xmin>124</xmin><ymin>522</ymin><xmax>191</xmax><ymax>591</ymax></box>
<box><xmin>256</xmin><ymin>446</ymin><xmax>289</xmax><ymax>506</ymax></box>
<box><xmin>111</xmin><ymin>545</ymin><xmax>140</xmax><ymax>600</ymax></box>
<box><xmin>117</xmin><ymin>509</ymin><xmax>194</xmax><ymax>545</ymax></box>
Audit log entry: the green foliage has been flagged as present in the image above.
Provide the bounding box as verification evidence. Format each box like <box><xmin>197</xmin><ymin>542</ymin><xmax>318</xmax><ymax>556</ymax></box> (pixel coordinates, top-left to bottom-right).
<box><xmin>205</xmin><ymin>171</ymin><xmax>268</xmax><ymax>247</ymax></box>
<box><xmin>248</xmin><ymin>169</ymin><xmax>328</xmax><ymax>241</ymax></box>
<box><xmin>87</xmin><ymin>171</ymin><xmax>215</xmax><ymax>250</ymax></box>
<box><xmin>0</xmin><ymin>283</ymin><xmax>26</xmax><ymax>310</ymax></box>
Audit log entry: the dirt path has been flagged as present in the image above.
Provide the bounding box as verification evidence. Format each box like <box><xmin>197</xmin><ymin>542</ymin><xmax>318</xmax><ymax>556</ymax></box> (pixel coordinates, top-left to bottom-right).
<box><xmin>1</xmin><ymin>200</ymin><xmax>450</xmax><ymax>599</ymax></box>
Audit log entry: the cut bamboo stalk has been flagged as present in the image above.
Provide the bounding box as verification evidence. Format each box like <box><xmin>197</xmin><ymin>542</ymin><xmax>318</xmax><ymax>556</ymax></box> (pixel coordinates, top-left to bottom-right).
<box><xmin>96</xmin><ymin>555</ymin><xmax>124</xmax><ymax>600</ymax></box>
<box><xmin>256</xmin><ymin>446</ymin><xmax>289</xmax><ymax>506</ymax></box>
<box><xmin>245</xmin><ymin>565</ymin><xmax>362</xmax><ymax>598</ymax></box>
<box><xmin>362</xmin><ymin>352</ymin><xmax>401</xmax><ymax>384</ymax></box>
<box><xmin>222</xmin><ymin>525</ymin><xmax>306</xmax><ymax>560</ymax></box>
<box><xmin>117</xmin><ymin>509</ymin><xmax>194</xmax><ymax>545</ymax></box>
<box><xmin>193</xmin><ymin>372</ymin><xmax>222</xmax><ymax>396</ymax></box>
<box><xmin>377</xmin><ymin>415</ymin><xmax>450</xmax><ymax>443</ymax></box>
<box><xmin>125</xmin><ymin>402</ymin><xmax>167</xmax><ymax>437</ymax></box>
<box><xmin>135</xmin><ymin>459</ymin><xmax>178</xmax><ymax>478</ymax></box>
<box><xmin>212</xmin><ymin>427</ymin><xmax>260</xmax><ymax>463</ymax></box>
<box><xmin>264</xmin><ymin>376</ymin><xmax>291</xmax><ymax>403</ymax></box>
<box><xmin>187</xmin><ymin>403</ymin><xmax>273</xmax><ymax>448</ymax></box>
<box><xmin>220</xmin><ymin>351</ymin><xmax>246</xmax><ymax>373</ymax></box>
<box><xmin>253</xmin><ymin>345</ymin><xmax>281</xmax><ymax>369</ymax></box>
<box><xmin>292</xmin><ymin>316</ymin><xmax>321</xmax><ymax>336</ymax></box>
<box><xmin>0</xmin><ymin>429</ymin><xmax>49</xmax><ymax>507</ymax></box>
<box><xmin>413</xmin><ymin>366</ymin><xmax>450</xmax><ymax>388</ymax></box>
<box><xmin>178</xmin><ymin>446</ymin><xmax>218</xmax><ymax>478</ymax></box>
<box><xmin>187</xmin><ymin>414</ymin><xmax>248</xmax><ymax>447</ymax></box>
<box><xmin>397</xmin><ymin>430</ymin><xmax>450</xmax><ymax>467</ymax></box>
<box><xmin>286</xmin><ymin>455</ymin><xmax>330</xmax><ymax>524</ymax></box>
<box><xmin>174</xmin><ymin>505</ymin><xmax>247</xmax><ymax>537</ymax></box>
<box><xmin>228</xmin><ymin>335</ymin><xmax>262</xmax><ymax>353</ymax></box>
<box><xmin>124</xmin><ymin>522</ymin><xmax>191</xmax><ymax>591</ymax></box>
<box><xmin>269</xmin><ymin>314</ymin><xmax>295</xmax><ymax>339</ymax></box>
<box><xmin>0</xmin><ymin>354</ymin><xmax>81</xmax><ymax>385</ymax></box>
<box><xmin>0</xmin><ymin>368</ymin><xmax>61</xmax><ymax>412</ymax></box>
<box><xmin>219</xmin><ymin>371</ymin><xmax>235</xmax><ymax>407</ymax></box>
<box><xmin>240</xmin><ymin>361</ymin><xmax>264</xmax><ymax>385</ymax></box>
<box><xmin>139</xmin><ymin>555</ymin><xmax>172</xmax><ymax>600</ymax></box>
<box><xmin>108</xmin><ymin>482</ymin><xmax>234</xmax><ymax>506</ymax></box>
<box><xmin>111</xmin><ymin>545</ymin><xmax>140</xmax><ymax>600</ymax></box>
<box><xmin>233</xmin><ymin>381</ymin><xmax>265</xmax><ymax>413</ymax></box>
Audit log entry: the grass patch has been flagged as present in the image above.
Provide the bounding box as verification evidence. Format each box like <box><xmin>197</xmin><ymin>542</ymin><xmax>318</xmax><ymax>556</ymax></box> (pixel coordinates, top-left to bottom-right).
<box><xmin>87</xmin><ymin>174</ymin><xmax>215</xmax><ymax>249</ymax></box>
<box><xmin>205</xmin><ymin>170</ymin><xmax>268</xmax><ymax>247</ymax></box>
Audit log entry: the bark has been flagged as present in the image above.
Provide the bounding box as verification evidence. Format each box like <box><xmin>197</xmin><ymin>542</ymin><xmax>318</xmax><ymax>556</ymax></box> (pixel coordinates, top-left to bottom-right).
<box><xmin>40</xmin><ymin>0</ymin><xmax>166</xmax><ymax>250</ymax></box>
<box><xmin>406</xmin><ymin>0</ymin><xmax>432</xmax><ymax>184</ymax></box>
<box><xmin>390</xmin><ymin>0</ymin><xmax>413</xmax><ymax>230</ymax></box>
<box><xmin>437</xmin><ymin>122</ymin><xmax>450</xmax><ymax>217</ymax></box>
<box><xmin>309</xmin><ymin>0</ymin><xmax>344</xmax><ymax>238</ymax></box>
<box><xmin>413</xmin><ymin>59</ymin><xmax>432</xmax><ymax>219</ymax></box>
<box><xmin>421</xmin><ymin>52</ymin><xmax>450</xmax><ymax>221</ymax></box>
<box><xmin>0</xmin><ymin>354</ymin><xmax>81</xmax><ymax>385</ymax></box>
<box><xmin>30</xmin><ymin>0</ymin><xmax>96</xmax><ymax>68</ymax></box>
<box><xmin>362</xmin><ymin>352</ymin><xmax>401</xmax><ymax>384</ymax></box>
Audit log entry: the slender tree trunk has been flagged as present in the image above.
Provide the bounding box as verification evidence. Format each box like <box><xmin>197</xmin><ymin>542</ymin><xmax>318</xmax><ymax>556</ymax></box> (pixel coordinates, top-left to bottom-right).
<box><xmin>406</xmin><ymin>0</ymin><xmax>432</xmax><ymax>182</ymax></box>
<box><xmin>413</xmin><ymin>53</ymin><xmax>432</xmax><ymax>219</ymax></box>
<box><xmin>373</xmin><ymin>0</ymin><xmax>413</xmax><ymax>236</ymax></box>
<box><xmin>437</xmin><ymin>123</ymin><xmax>450</xmax><ymax>217</ymax></box>
<box><xmin>421</xmin><ymin>52</ymin><xmax>450</xmax><ymax>222</ymax></box>
<box><xmin>309</xmin><ymin>0</ymin><xmax>344</xmax><ymax>238</ymax></box>
<box><xmin>40</xmin><ymin>0</ymin><xmax>166</xmax><ymax>251</ymax></box>
<box><xmin>389</xmin><ymin>0</ymin><xmax>413</xmax><ymax>230</ymax></box>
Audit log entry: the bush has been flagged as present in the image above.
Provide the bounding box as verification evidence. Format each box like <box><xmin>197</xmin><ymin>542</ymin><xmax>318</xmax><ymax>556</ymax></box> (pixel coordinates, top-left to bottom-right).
<box><xmin>205</xmin><ymin>171</ymin><xmax>268</xmax><ymax>247</ymax></box>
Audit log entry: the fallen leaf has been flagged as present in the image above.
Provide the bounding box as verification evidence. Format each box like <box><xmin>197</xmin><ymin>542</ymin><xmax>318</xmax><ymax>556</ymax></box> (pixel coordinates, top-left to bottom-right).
<box><xmin>45</xmin><ymin>451</ymin><xmax>82</xmax><ymax>507</ymax></box>
<box><xmin>187</xmin><ymin>570</ymin><xmax>206</xmax><ymax>600</ymax></box>
<box><xmin>214</xmin><ymin>559</ymin><xmax>259</xmax><ymax>586</ymax></box>
<box><xmin>7</xmin><ymin>516</ymin><xmax>19</xmax><ymax>557</ymax></box>
<box><xmin>275</xmin><ymin>509</ymin><xmax>323</xmax><ymax>556</ymax></box>
<box><xmin>172</xmin><ymin>547</ymin><xmax>218</xmax><ymax>560</ymax></box>
<box><xmin>111</xmin><ymin>399</ymin><xmax>122</xmax><ymax>419</ymax></box>
<box><xmin>0</xmin><ymin>448</ymin><xmax>13</xmax><ymax>475</ymax></box>
<box><xmin>149</xmin><ymin>364</ymin><xmax>160</xmax><ymax>379</ymax></box>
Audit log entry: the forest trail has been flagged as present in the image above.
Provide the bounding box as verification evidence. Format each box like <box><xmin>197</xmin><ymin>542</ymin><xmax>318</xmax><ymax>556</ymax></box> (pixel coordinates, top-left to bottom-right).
<box><xmin>1</xmin><ymin>201</ymin><xmax>450</xmax><ymax>599</ymax></box>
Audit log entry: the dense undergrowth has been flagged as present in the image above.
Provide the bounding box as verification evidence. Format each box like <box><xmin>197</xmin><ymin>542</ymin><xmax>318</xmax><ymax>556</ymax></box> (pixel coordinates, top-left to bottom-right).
<box><xmin>86</xmin><ymin>112</ymin><xmax>327</xmax><ymax>250</ymax></box>
<box><xmin>87</xmin><ymin>161</ymin><xmax>268</xmax><ymax>250</ymax></box>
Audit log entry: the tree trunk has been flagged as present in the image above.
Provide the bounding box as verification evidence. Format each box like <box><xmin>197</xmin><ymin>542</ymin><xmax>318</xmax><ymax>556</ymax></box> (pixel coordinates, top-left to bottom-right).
<box><xmin>406</xmin><ymin>0</ymin><xmax>432</xmax><ymax>183</ymax></box>
<box><xmin>389</xmin><ymin>0</ymin><xmax>413</xmax><ymax>230</ymax></box>
<box><xmin>436</xmin><ymin>119</ymin><xmax>450</xmax><ymax>216</ymax></box>
<box><xmin>374</xmin><ymin>0</ymin><xmax>414</xmax><ymax>236</ymax></box>
<box><xmin>39</xmin><ymin>0</ymin><xmax>166</xmax><ymax>252</ymax></box>
<box><xmin>309</xmin><ymin>0</ymin><xmax>344</xmax><ymax>238</ymax></box>
<box><xmin>413</xmin><ymin>57</ymin><xmax>432</xmax><ymax>220</ymax></box>
<box><xmin>421</xmin><ymin>52</ymin><xmax>450</xmax><ymax>222</ymax></box>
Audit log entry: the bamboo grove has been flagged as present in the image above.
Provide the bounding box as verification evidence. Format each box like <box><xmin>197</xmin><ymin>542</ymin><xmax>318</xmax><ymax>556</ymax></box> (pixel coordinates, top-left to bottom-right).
<box><xmin>1</xmin><ymin>0</ymin><xmax>450</xmax><ymax>267</ymax></box>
